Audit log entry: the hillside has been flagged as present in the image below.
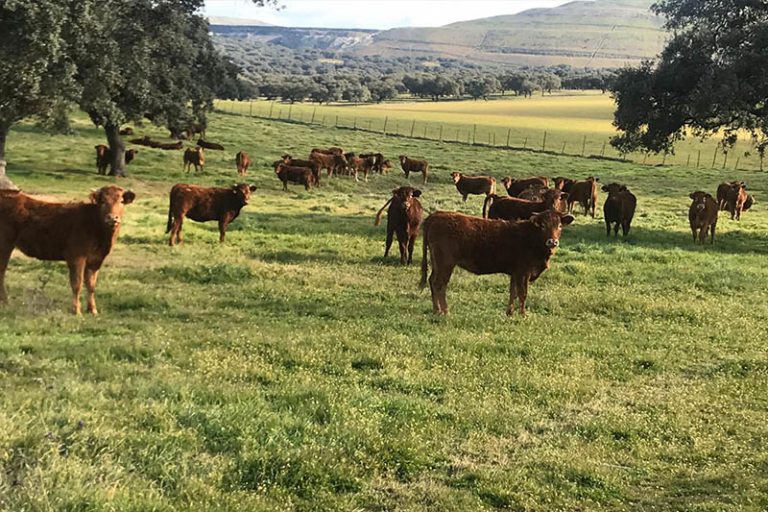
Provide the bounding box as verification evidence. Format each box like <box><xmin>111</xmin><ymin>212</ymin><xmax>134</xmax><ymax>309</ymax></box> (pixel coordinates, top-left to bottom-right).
<box><xmin>210</xmin><ymin>0</ymin><xmax>667</xmax><ymax>68</ymax></box>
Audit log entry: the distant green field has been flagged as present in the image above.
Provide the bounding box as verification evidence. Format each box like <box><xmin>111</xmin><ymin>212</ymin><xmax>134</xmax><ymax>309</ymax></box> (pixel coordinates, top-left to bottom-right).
<box><xmin>220</xmin><ymin>92</ymin><xmax>766</xmax><ymax>171</ymax></box>
<box><xmin>1</xmin><ymin>111</ymin><xmax>767</xmax><ymax>511</ymax></box>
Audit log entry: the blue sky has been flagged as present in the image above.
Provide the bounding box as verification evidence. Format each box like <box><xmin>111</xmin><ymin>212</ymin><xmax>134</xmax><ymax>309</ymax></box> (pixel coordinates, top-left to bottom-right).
<box><xmin>203</xmin><ymin>1</ymin><xmax>572</xmax><ymax>29</ymax></box>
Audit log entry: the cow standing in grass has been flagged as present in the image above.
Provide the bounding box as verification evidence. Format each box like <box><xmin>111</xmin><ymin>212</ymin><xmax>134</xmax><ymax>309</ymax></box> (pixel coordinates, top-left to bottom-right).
<box><xmin>450</xmin><ymin>172</ymin><xmax>496</xmax><ymax>202</ymax></box>
<box><xmin>689</xmin><ymin>191</ymin><xmax>718</xmax><ymax>244</ymax></box>
<box><xmin>374</xmin><ymin>186</ymin><xmax>424</xmax><ymax>265</ymax></box>
<box><xmin>602</xmin><ymin>183</ymin><xmax>637</xmax><ymax>237</ymax></box>
<box><xmin>399</xmin><ymin>156</ymin><xmax>429</xmax><ymax>184</ymax></box>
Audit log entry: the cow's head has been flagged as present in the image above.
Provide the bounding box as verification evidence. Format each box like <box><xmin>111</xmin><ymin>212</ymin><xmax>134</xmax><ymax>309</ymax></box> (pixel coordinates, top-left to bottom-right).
<box><xmin>542</xmin><ymin>188</ymin><xmax>568</xmax><ymax>211</ymax></box>
<box><xmin>552</xmin><ymin>177</ymin><xmax>567</xmax><ymax>190</ymax></box>
<box><xmin>502</xmin><ymin>177</ymin><xmax>514</xmax><ymax>189</ymax></box>
<box><xmin>587</xmin><ymin>176</ymin><xmax>600</xmax><ymax>183</ymax></box>
<box><xmin>450</xmin><ymin>172</ymin><xmax>462</xmax><ymax>184</ymax></box>
<box><xmin>90</xmin><ymin>186</ymin><xmax>136</xmax><ymax>229</ymax></box>
<box><xmin>392</xmin><ymin>186</ymin><xmax>422</xmax><ymax>210</ymax></box>
<box><xmin>399</xmin><ymin>155</ymin><xmax>407</xmax><ymax>165</ymax></box>
<box><xmin>530</xmin><ymin>210</ymin><xmax>575</xmax><ymax>251</ymax></box>
<box><xmin>602</xmin><ymin>183</ymin><xmax>627</xmax><ymax>195</ymax></box>
<box><xmin>281</xmin><ymin>154</ymin><xmax>293</xmax><ymax>162</ymax></box>
<box><xmin>689</xmin><ymin>191</ymin><xmax>712</xmax><ymax>211</ymax></box>
<box><xmin>381</xmin><ymin>160</ymin><xmax>393</xmax><ymax>173</ymax></box>
<box><xmin>232</xmin><ymin>183</ymin><xmax>257</xmax><ymax>205</ymax></box>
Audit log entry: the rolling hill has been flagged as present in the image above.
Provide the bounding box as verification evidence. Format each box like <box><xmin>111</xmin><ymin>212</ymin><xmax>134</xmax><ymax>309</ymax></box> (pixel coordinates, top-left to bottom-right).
<box><xmin>210</xmin><ymin>0</ymin><xmax>667</xmax><ymax>68</ymax></box>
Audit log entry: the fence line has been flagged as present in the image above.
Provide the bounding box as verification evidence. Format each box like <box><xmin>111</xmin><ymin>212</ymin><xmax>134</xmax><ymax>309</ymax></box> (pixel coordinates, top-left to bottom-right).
<box><xmin>214</xmin><ymin>99</ymin><xmax>763</xmax><ymax>172</ymax></box>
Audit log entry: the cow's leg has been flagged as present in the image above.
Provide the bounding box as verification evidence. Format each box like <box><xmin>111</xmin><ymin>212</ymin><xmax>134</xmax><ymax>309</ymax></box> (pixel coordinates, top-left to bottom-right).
<box><xmin>691</xmin><ymin>226</ymin><xmax>698</xmax><ymax>243</ymax></box>
<box><xmin>85</xmin><ymin>267</ymin><xmax>100</xmax><ymax>315</ymax></box>
<box><xmin>422</xmin><ymin>171</ymin><xmax>428</xmax><ymax>185</ymax></box>
<box><xmin>517</xmin><ymin>276</ymin><xmax>529</xmax><ymax>316</ymax></box>
<box><xmin>397</xmin><ymin>233</ymin><xmax>408</xmax><ymax>265</ymax></box>
<box><xmin>384</xmin><ymin>226</ymin><xmax>394</xmax><ymax>257</ymax></box>
<box><xmin>605</xmin><ymin>219</ymin><xmax>611</xmax><ymax>236</ymax></box>
<box><xmin>622</xmin><ymin>221</ymin><xmax>630</xmax><ymax>237</ymax></box>
<box><xmin>506</xmin><ymin>277</ymin><xmax>518</xmax><ymax>316</ymax></box>
<box><xmin>462</xmin><ymin>194</ymin><xmax>468</xmax><ymax>203</ymax></box>
<box><xmin>698</xmin><ymin>225</ymin><xmax>708</xmax><ymax>244</ymax></box>
<box><xmin>283</xmin><ymin>179</ymin><xmax>288</xmax><ymax>192</ymax></box>
<box><xmin>407</xmin><ymin>234</ymin><xmax>417</xmax><ymax>264</ymax></box>
<box><xmin>429</xmin><ymin>262</ymin><xmax>453</xmax><ymax>315</ymax></box>
<box><xmin>0</xmin><ymin>241</ymin><xmax>13</xmax><ymax>304</ymax></box>
<box><xmin>170</xmin><ymin>215</ymin><xmax>184</xmax><ymax>246</ymax></box>
<box><xmin>218</xmin><ymin>215</ymin><xmax>232</xmax><ymax>243</ymax></box>
<box><xmin>710</xmin><ymin>223</ymin><xmax>716</xmax><ymax>244</ymax></box>
<box><xmin>67</xmin><ymin>258</ymin><xmax>86</xmax><ymax>315</ymax></box>
<box><xmin>614</xmin><ymin>222</ymin><xmax>620</xmax><ymax>237</ymax></box>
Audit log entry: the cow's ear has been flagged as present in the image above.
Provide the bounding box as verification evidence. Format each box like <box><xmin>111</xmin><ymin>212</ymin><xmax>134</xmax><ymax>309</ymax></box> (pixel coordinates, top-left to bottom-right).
<box><xmin>122</xmin><ymin>190</ymin><xmax>136</xmax><ymax>204</ymax></box>
<box><xmin>705</xmin><ymin>193</ymin><xmax>713</xmax><ymax>199</ymax></box>
<box><xmin>619</xmin><ymin>185</ymin><xmax>627</xmax><ymax>191</ymax></box>
<box><xmin>413</xmin><ymin>189</ymin><xmax>422</xmax><ymax>197</ymax></box>
<box><xmin>689</xmin><ymin>192</ymin><xmax>696</xmax><ymax>200</ymax></box>
<box><xmin>89</xmin><ymin>189</ymin><xmax>100</xmax><ymax>204</ymax></box>
<box><xmin>560</xmin><ymin>192</ymin><xmax>569</xmax><ymax>200</ymax></box>
<box><xmin>595</xmin><ymin>177</ymin><xmax>600</xmax><ymax>182</ymax></box>
<box><xmin>560</xmin><ymin>214</ymin><xmax>575</xmax><ymax>225</ymax></box>
<box><xmin>249</xmin><ymin>185</ymin><xmax>257</xmax><ymax>192</ymax></box>
<box><xmin>601</xmin><ymin>185</ymin><xmax>609</xmax><ymax>192</ymax></box>
<box><xmin>391</xmin><ymin>188</ymin><xmax>399</xmax><ymax>196</ymax></box>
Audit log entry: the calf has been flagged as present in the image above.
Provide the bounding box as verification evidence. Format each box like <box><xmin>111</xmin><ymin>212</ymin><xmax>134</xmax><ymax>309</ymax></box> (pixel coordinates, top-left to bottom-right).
<box><xmin>183</xmin><ymin>147</ymin><xmax>205</xmax><ymax>173</ymax></box>
<box><xmin>95</xmin><ymin>145</ymin><xmax>137</xmax><ymax>175</ymax></box>
<box><xmin>359</xmin><ymin>153</ymin><xmax>386</xmax><ymax>173</ymax></box>
<box><xmin>235</xmin><ymin>151</ymin><xmax>251</xmax><ymax>176</ymax></box>
<box><xmin>347</xmin><ymin>153</ymin><xmax>378</xmax><ymax>182</ymax></box>
<box><xmin>399</xmin><ymin>156</ymin><xmax>429</xmax><ymax>184</ymax></box>
<box><xmin>374</xmin><ymin>186</ymin><xmax>424</xmax><ymax>264</ymax></box>
<box><xmin>275</xmin><ymin>163</ymin><xmax>315</xmax><ymax>191</ymax></box>
<box><xmin>166</xmin><ymin>183</ymin><xmax>256</xmax><ymax>245</ymax></box>
<box><xmin>602</xmin><ymin>183</ymin><xmax>637</xmax><ymax>237</ymax></box>
<box><xmin>725</xmin><ymin>182</ymin><xmax>748</xmax><ymax>220</ymax></box>
<box><xmin>310</xmin><ymin>151</ymin><xmax>348</xmax><ymax>177</ymax></box>
<box><xmin>483</xmin><ymin>189</ymin><xmax>568</xmax><ymax>221</ymax></box>
<box><xmin>567</xmin><ymin>176</ymin><xmax>599</xmax><ymax>217</ymax></box>
<box><xmin>420</xmin><ymin>210</ymin><xmax>574</xmax><ymax>315</ymax></box>
<box><xmin>0</xmin><ymin>186</ymin><xmax>136</xmax><ymax>315</ymax></box>
<box><xmin>450</xmin><ymin>172</ymin><xmax>496</xmax><ymax>201</ymax></box>
<box><xmin>502</xmin><ymin>176</ymin><xmax>549</xmax><ymax>196</ymax></box>
<box><xmin>689</xmin><ymin>191</ymin><xmax>718</xmax><ymax>244</ymax></box>
<box><xmin>197</xmin><ymin>139</ymin><xmax>225</xmax><ymax>151</ymax></box>
<box><xmin>552</xmin><ymin>177</ymin><xmax>576</xmax><ymax>194</ymax></box>
<box><xmin>119</xmin><ymin>127</ymin><xmax>134</xmax><ymax>136</ymax></box>
<box><xmin>281</xmin><ymin>155</ymin><xmax>321</xmax><ymax>185</ymax></box>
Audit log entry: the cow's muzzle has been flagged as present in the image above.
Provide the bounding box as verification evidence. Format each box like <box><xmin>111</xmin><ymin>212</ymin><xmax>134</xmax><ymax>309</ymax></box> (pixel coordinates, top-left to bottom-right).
<box><xmin>105</xmin><ymin>215</ymin><xmax>121</xmax><ymax>227</ymax></box>
<box><xmin>696</xmin><ymin>204</ymin><xmax>705</xmax><ymax>210</ymax></box>
<box><xmin>545</xmin><ymin>238</ymin><xmax>559</xmax><ymax>249</ymax></box>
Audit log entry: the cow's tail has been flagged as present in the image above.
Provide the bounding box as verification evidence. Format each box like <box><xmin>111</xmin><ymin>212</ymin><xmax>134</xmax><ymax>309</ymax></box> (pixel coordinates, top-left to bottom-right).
<box><xmin>419</xmin><ymin>224</ymin><xmax>429</xmax><ymax>290</ymax></box>
<box><xmin>482</xmin><ymin>194</ymin><xmax>495</xmax><ymax>219</ymax></box>
<box><xmin>374</xmin><ymin>197</ymin><xmax>393</xmax><ymax>226</ymax></box>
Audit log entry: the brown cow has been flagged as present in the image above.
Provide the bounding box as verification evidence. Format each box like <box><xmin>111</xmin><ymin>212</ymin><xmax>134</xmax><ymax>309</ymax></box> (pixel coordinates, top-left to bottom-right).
<box><xmin>155</xmin><ymin>141</ymin><xmax>183</xmax><ymax>150</ymax></box>
<box><xmin>419</xmin><ymin>210</ymin><xmax>574</xmax><ymax>315</ymax></box>
<box><xmin>689</xmin><ymin>191</ymin><xmax>718</xmax><ymax>244</ymax></box>
<box><xmin>483</xmin><ymin>189</ymin><xmax>568</xmax><ymax>220</ymax></box>
<box><xmin>310</xmin><ymin>147</ymin><xmax>343</xmax><ymax>156</ymax></box>
<box><xmin>166</xmin><ymin>183</ymin><xmax>256</xmax><ymax>245</ymax></box>
<box><xmin>374</xmin><ymin>186</ymin><xmax>423</xmax><ymax>265</ymax></box>
<box><xmin>347</xmin><ymin>154</ymin><xmax>377</xmax><ymax>182</ymax></box>
<box><xmin>183</xmin><ymin>147</ymin><xmax>205</xmax><ymax>173</ymax></box>
<box><xmin>310</xmin><ymin>151</ymin><xmax>348</xmax><ymax>177</ymax></box>
<box><xmin>281</xmin><ymin>155</ymin><xmax>321</xmax><ymax>185</ymax></box>
<box><xmin>235</xmin><ymin>151</ymin><xmax>251</xmax><ymax>176</ymax></box>
<box><xmin>0</xmin><ymin>186</ymin><xmax>136</xmax><ymax>315</ymax></box>
<box><xmin>450</xmin><ymin>172</ymin><xmax>496</xmax><ymax>202</ymax></box>
<box><xmin>716</xmin><ymin>181</ymin><xmax>744</xmax><ymax>210</ymax></box>
<box><xmin>275</xmin><ymin>163</ymin><xmax>315</xmax><ymax>191</ymax></box>
<box><xmin>552</xmin><ymin>177</ymin><xmax>576</xmax><ymax>194</ymax></box>
<box><xmin>119</xmin><ymin>127</ymin><xmax>134</xmax><ymax>136</ymax></box>
<box><xmin>517</xmin><ymin>185</ymin><xmax>550</xmax><ymax>202</ymax></box>
<box><xmin>360</xmin><ymin>153</ymin><xmax>386</xmax><ymax>173</ymax></box>
<box><xmin>602</xmin><ymin>183</ymin><xmax>637</xmax><ymax>237</ymax></box>
<box><xmin>197</xmin><ymin>139</ymin><xmax>225</xmax><ymax>151</ymax></box>
<box><xmin>501</xmin><ymin>176</ymin><xmax>549</xmax><ymax>196</ymax></box>
<box><xmin>95</xmin><ymin>145</ymin><xmax>137</xmax><ymax>175</ymax></box>
<box><xmin>725</xmin><ymin>182</ymin><xmax>748</xmax><ymax>220</ymax></box>
<box><xmin>399</xmin><ymin>156</ymin><xmax>429</xmax><ymax>184</ymax></box>
<box><xmin>567</xmin><ymin>177</ymin><xmax>599</xmax><ymax>217</ymax></box>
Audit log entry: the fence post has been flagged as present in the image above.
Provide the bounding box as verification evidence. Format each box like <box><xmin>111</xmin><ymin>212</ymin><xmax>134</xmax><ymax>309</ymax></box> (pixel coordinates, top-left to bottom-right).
<box><xmin>288</xmin><ymin>104</ymin><xmax>292</xmax><ymax>120</ymax></box>
<box><xmin>249</xmin><ymin>100</ymin><xmax>253</xmax><ymax>117</ymax></box>
<box><xmin>353</xmin><ymin>117</ymin><xmax>357</xmax><ymax>130</ymax></box>
<box><xmin>722</xmin><ymin>151</ymin><xmax>728</xmax><ymax>169</ymax></box>
<box><xmin>492</xmin><ymin>132</ymin><xmax>496</xmax><ymax>146</ymax></box>
<box><xmin>561</xmin><ymin>142</ymin><xmax>566</xmax><ymax>155</ymax></box>
<box><xmin>335</xmin><ymin>115</ymin><xmax>339</xmax><ymax>128</ymax></box>
<box><xmin>712</xmin><ymin>146</ymin><xmax>718</xmax><ymax>168</ymax></box>
<box><xmin>423</xmin><ymin>124</ymin><xmax>428</xmax><ymax>138</ymax></box>
<box><xmin>734</xmin><ymin>156</ymin><xmax>740</xmax><ymax>170</ymax></box>
<box><xmin>582</xmin><ymin>136</ymin><xmax>587</xmax><ymax>156</ymax></box>
<box><xmin>472</xmin><ymin>124</ymin><xmax>477</xmax><ymax>144</ymax></box>
<box><xmin>643</xmin><ymin>153</ymin><xmax>648</xmax><ymax>165</ymax></box>
<box><xmin>600</xmin><ymin>141</ymin><xmax>606</xmax><ymax>157</ymax></box>
<box><xmin>542</xmin><ymin>131</ymin><xmax>548</xmax><ymax>151</ymax></box>
<box><xmin>311</xmin><ymin>107</ymin><xmax>317</xmax><ymax>124</ymax></box>
<box><xmin>661</xmin><ymin>152</ymin><xmax>666</xmax><ymax>165</ymax></box>
<box><xmin>686</xmin><ymin>155</ymin><xmax>691</xmax><ymax>167</ymax></box>
<box><xmin>382</xmin><ymin>116</ymin><xmax>388</xmax><ymax>135</ymax></box>
<box><xmin>523</xmin><ymin>136</ymin><xmax>528</xmax><ymax>149</ymax></box>
<box><xmin>456</xmin><ymin>128</ymin><xmax>459</xmax><ymax>142</ymax></box>
<box><xmin>269</xmin><ymin>102</ymin><xmax>274</xmax><ymax>118</ymax></box>
<box><xmin>410</xmin><ymin>120</ymin><xmax>416</xmax><ymax>137</ymax></box>
<box><xmin>439</xmin><ymin>124</ymin><xmax>443</xmax><ymax>142</ymax></box>
<box><xmin>696</xmin><ymin>149</ymin><xmax>701</xmax><ymax>168</ymax></box>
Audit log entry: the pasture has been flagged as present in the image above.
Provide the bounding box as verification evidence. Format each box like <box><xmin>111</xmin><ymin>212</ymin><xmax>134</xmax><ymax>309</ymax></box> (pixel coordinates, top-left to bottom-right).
<box><xmin>1</xmin><ymin>110</ymin><xmax>768</xmax><ymax>511</ymax></box>
<box><xmin>220</xmin><ymin>92</ymin><xmax>767</xmax><ymax>171</ymax></box>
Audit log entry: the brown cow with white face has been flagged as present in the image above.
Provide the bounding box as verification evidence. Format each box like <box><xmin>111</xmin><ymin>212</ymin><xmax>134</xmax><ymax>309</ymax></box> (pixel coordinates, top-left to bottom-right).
<box><xmin>166</xmin><ymin>183</ymin><xmax>256</xmax><ymax>245</ymax></box>
<box><xmin>689</xmin><ymin>191</ymin><xmax>718</xmax><ymax>244</ymax></box>
<box><xmin>420</xmin><ymin>210</ymin><xmax>574</xmax><ymax>315</ymax></box>
<box><xmin>0</xmin><ymin>186</ymin><xmax>136</xmax><ymax>315</ymax></box>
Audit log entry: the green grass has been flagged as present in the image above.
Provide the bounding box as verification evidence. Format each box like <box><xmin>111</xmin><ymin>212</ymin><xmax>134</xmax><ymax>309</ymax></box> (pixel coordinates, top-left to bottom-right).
<box><xmin>220</xmin><ymin>92</ymin><xmax>767</xmax><ymax>173</ymax></box>
<box><xmin>1</xmin><ymin>110</ymin><xmax>768</xmax><ymax>511</ymax></box>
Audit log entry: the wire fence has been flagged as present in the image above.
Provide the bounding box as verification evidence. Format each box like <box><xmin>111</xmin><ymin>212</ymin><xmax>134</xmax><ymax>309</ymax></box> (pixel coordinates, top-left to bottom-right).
<box><xmin>215</xmin><ymin>99</ymin><xmax>766</xmax><ymax>172</ymax></box>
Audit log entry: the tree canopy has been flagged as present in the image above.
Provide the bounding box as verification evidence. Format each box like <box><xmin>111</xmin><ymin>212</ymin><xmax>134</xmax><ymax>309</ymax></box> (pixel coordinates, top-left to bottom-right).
<box><xmin>611</xmin><ymin>0</ymin><xmax>768</xmax><ymax>155</ymax></box>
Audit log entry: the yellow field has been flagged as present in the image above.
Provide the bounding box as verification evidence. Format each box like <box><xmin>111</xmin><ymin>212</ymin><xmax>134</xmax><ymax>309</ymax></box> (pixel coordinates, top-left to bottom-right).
<box><xmin>219</xmin><ymin>92</ymin><xmax>764</xmax><ymax>170</ymax></box>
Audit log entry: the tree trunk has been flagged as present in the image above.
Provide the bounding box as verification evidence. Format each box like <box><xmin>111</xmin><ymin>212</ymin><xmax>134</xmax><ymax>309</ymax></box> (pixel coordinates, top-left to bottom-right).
<box><xmin>0</xmin><ymin>122</ymin><xmax>7</xmax><ymax>162</ymax></box>
<box><xmin>105</xmin><ymin>122</ymin><xmax>126</xmax><ymax>177</ymax></box>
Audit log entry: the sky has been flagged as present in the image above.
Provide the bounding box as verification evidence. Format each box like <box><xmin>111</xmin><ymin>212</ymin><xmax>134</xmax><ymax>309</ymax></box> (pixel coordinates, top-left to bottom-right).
<box><xmin>203</xmin><ymin>0</ymin><xmax>573</xmax><ymax>29</ymax></box>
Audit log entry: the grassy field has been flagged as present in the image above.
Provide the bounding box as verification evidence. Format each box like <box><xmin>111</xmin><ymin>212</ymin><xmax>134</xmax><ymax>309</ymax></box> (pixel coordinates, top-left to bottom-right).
<box><xmin>1</xmin><ymin>110</ymin><xmax>768</xmax><ymax>511</ymax></box>
<box><xmin>219</xmin><ymin>92</ymin><xmax>766</xmax><ymax>172</ymax></box>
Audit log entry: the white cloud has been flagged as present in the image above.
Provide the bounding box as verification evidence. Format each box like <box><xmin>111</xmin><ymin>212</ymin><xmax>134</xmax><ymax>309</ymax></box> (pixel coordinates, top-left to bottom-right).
<box><xmin>203</xmin><ymin>0</ymin><xmax>572</xmax><ymax>29</ymax></box>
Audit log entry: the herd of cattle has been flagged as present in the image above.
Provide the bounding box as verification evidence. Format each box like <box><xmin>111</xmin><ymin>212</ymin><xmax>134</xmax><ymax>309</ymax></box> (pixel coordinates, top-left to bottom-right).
<box><xmin>0</xmin><ymin>137</ymin><xmax>758</xmax><ymax>316</ymax></box>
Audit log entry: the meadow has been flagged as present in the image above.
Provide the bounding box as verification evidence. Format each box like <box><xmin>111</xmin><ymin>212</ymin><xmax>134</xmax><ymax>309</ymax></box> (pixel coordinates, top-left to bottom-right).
<box><xmin>1</xmin><ymin>108</ymin><xmax>767</xmax><ymax>511</ymax></box>
<box><xmin>219</xmin><ymin>92</ymin><xmax>767</xmax><ymax>172</ymax></box>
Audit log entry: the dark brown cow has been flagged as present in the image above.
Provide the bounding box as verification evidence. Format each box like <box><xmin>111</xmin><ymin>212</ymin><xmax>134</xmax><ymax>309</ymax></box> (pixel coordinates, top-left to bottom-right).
<box><xmin>95</xmin><ymin>145</ymin><xmax>137</xmax><ymax>175</ymax></box>
<box><xmin>450</xmin><ymin>172</ymin><xmax>496</xmax><ymax>202</ymax></box>
<box><xmin>374</xmin><ymin>186</ymin><xmax>424</xmax><ymax>264</ymax></box>
<box><xmin>310</xmin><ymin>151</ymin><xmax>348</xmax><ymax>177</ymax></box>
<box><xmin>235</xmin><ymin>151</ymin><xmax>251</xmax><ymax>176</ymax></box>
<box><xmin>716</xmin><ymin>181</ymin><xmax>744</xmax><ymax>210</ymax></box>
<box><xmin>347</xmin><ymin>154</ymin><xmax>377</xmax><ymax>182</ymax></box>
<box><xmin>399</xmin><ymin>156</ymin><xmax>429</xmax><ymax>184</ymax></box>
<box><xmin>185</xmin><ymin>123</ymin><xmax>206</xmax><ymax>140</ymax></box>
<box><xmin>360</xmin><ymin>153</ymin><xmax>386</xmax><ymax>173</ymax></box>
<box><xmin>517</xmin><ymin>185</ymin><xmax>550</xmax><ymax>202</ymax></box>
<box><xmin>419</xmin><ymin>210</ymin><xmax>574</xmax><ymax>315</ymax></box>
<box><xmin>725</xmin><ymin>182</ymin><xmax>748</xmax><ymax>220</ymax></box>
<box><xmin>567</xmin><ymin>177</ymin><xmax>599</xmax><ymax>217</ymax></box>
<box><xmin>552</xmin><ymin>177</ymin><xmax>576</xmax><ymax>194</ymax></box>
<box><xmin>275</xmin><ymin>163</ymin><xmax>315</xmax><ymax>191</ymax></box>
<box><xmin>197</xmin><ymin>139</ymin><xmax>225</xmax><ymax>151</ymax></box>
<box><xmin>183</xmin><ymin>147</ymin><xmax>205</xmax><ymax>173</ymax></box>
<box><xmin>0</xmin><ymin>186</ymin><xmax>136</xmax><ymax>315</ymax></box>
<box><xmin>119</xmin><ymin>127</ymin><xmax>134</xmax><ymax>136</ymax></box>
<box><xmin>166</xmin><ymin>183</ymin><xmax>256</xmax><ymax>245</ymax></box>
<box><xmin>311</xmin><ymin>147</ymin><xmax>344</xmax><ymax>156</ymax></box>
<box><xmin>501</xmin><ymin>176</ymin><xmax>549</xmax><ymax>196</ymax></box>
<box><xmin>281</xmin><ymin>155</ymin><xmax>321</xmax><ymax>185</ymax></box>
<box><xmin>155</xmin><ymin>141</ymin><xmax>183</xmax><ymax>150</ymax></box>
<box><xmin>689</xmin><ymin>191</ymin><xmax>718</xmax><ymax>244</ymax></box>
<box><xmin>602</xmin><ymin>183</ymin><xmax>637</xmax><ymax>237</ymax></box>
<box><xmin>483</xmin><ymin>189</ymin><xmax>568</xmax><ymax>220</ymax></box>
